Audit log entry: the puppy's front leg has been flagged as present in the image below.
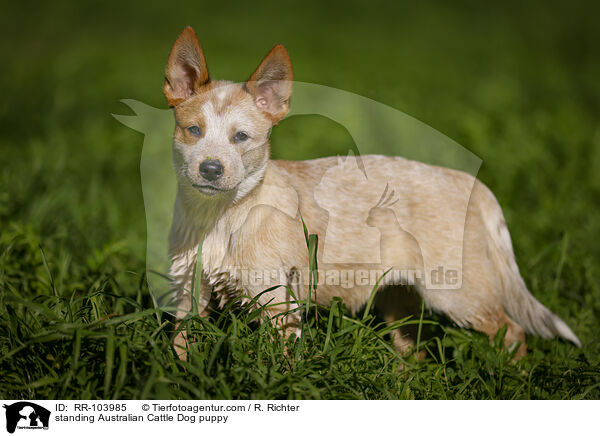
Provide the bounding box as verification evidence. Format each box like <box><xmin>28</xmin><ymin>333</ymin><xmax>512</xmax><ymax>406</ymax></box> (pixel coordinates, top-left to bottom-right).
<box><xmin>267</xmin><ymin>304</ymin><xmax>302</xmax><ymax>343</ymax></box>
<box><xmin>173</xmin><ymin>321</ymin><xmax>189</xmax><ymax>361</ymax></box>
<box><xmin>264</xmin><ymin>304</ymin><xmax>301</xmax><ymax>363</ymax></box>
<box><xmin>169</xmin><ymin>245</ymin><xmax>211</xmax><ymax>360</ymax></box>
<box><xmin>173</xmin><ymin>308</ymin><xmax>211</xmax><ymax>362</ymax></box>
<box><xmin>263</xmin><ymin>271</ymin><xmax>303</xmax><ymax>358</ymax></box>
<box><xmin>172</xmin><ymin>279</ymin><xmax>211</xmax><ymax>361</ymax></box>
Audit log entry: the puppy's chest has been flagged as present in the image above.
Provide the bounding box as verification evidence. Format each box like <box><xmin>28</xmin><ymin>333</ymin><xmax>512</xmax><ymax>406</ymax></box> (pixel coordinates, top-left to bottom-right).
<box><xmin>201</xmin><ymin>229</ymin><xmax>243</xmax><ymax>305</ymax></box>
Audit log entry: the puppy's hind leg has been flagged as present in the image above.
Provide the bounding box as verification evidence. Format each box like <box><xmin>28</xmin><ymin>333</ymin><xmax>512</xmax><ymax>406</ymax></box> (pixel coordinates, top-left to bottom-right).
<box><xmin>421</xmin><ymin>275</ymin><xmax>528</xmax><ymax>360</ymax></box>
<box><xmin>470</xmin><ymin>308</ymin><xmax>527</xmax><ymax>359</ymax></box>
<box><xmin>375</xmin><ymin>285</ymin><xmax>427</xmax><ymax>360</ymax></box>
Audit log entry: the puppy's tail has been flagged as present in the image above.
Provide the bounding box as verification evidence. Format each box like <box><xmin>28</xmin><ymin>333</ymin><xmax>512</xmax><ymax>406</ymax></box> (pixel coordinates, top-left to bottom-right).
<box><xmin>475</xmin><ymin>181</ymin><xmax>582</xmax><ymax>347</ymax></box>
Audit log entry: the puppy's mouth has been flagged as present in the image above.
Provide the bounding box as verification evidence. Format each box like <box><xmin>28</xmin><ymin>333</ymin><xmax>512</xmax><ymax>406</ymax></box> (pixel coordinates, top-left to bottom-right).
<box><xmin>192</xmin><ymin>184</ymin><xmax>227</xmax><ymax>196</ymax></box>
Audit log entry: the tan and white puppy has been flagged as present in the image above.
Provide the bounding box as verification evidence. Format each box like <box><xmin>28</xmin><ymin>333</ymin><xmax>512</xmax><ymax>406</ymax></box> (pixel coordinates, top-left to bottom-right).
<box><xmin>164</xmin><ymin>27</ymin><xmax>581</xmax><ymax>360</ymax></box>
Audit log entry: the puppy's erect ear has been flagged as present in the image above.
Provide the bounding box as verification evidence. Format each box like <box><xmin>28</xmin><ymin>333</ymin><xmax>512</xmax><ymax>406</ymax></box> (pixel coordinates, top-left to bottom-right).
<box><xmin>246</xmin><ymin>45</ymin><xmax>293</xmax><ymax>124</ymax></box>
<box><xmin>164</xmin><ymin>27</ymin><xmax>210</xmax><ymax>107</ymax></box>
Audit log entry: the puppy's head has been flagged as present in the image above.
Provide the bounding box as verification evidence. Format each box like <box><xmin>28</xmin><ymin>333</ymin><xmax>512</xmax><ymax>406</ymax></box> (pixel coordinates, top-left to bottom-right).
<box><xmin>164</xmin><ymin>27</ymin><xmax>293</xmax><ymax>200</ymax></box>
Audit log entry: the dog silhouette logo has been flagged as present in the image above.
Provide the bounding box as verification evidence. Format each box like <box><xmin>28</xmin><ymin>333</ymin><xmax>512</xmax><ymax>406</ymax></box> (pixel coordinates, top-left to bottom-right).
<box><xmin>3</xmin><ymin>402</ymin><xmax>50</xmax><ymax>433</ymax></box>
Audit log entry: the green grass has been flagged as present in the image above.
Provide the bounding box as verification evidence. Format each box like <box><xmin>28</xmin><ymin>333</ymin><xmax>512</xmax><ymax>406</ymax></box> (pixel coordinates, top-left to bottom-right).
<box><xmin>1</xmin><ymin>0</ymin><xmax>600</xmax><ymax>399</ymax></box>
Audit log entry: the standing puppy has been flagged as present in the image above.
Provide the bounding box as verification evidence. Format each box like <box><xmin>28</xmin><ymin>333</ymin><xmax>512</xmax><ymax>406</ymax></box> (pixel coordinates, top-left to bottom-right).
<box><xmin>165</xmin><ymin>27</ymin><xmax>581</xmax><ymax>360</ymax></box>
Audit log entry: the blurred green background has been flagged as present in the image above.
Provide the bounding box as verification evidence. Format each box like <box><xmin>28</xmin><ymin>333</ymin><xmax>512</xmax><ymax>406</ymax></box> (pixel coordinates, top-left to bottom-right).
<box><xmin>1</xmin><ymin>0</ymin><xmax>599</xmax><ymax>398</ymax></box>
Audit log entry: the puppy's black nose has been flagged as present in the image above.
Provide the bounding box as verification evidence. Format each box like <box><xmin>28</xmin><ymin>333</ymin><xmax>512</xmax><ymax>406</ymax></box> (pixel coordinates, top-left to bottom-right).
<box><xmin>199</xmin><ymin>159</ymin><xmax>224</xmax><ymax>181</ymax></box>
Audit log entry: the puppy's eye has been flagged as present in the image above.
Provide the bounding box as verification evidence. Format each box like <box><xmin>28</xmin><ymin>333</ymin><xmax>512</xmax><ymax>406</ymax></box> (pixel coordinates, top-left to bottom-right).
<box><xmin>187</xmin><ymin>126</ymin><xmax>202</xmax><ymax>137</ymax></box>
<box><xmin>233</xmin><ymin>131</ymin><xmax>249</xmax><ymax>143</ymax></box>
